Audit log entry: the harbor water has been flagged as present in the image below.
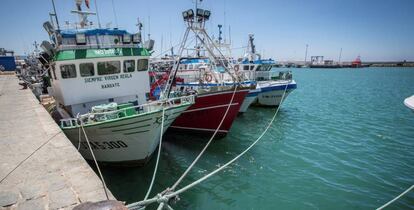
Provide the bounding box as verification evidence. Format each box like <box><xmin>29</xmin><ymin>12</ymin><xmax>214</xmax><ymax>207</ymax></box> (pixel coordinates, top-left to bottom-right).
<box><xmin>102</xmin><ymin>67</ymin><xmax>414</xmax><ymax>209</ymax></box>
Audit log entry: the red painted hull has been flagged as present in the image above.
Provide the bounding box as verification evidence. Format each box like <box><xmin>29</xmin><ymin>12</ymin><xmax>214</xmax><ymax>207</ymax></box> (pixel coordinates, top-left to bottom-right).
<box><xmin>170</xmin><ymin>89</ymin><xmax>249</xmax><ymax>136</ymax></box>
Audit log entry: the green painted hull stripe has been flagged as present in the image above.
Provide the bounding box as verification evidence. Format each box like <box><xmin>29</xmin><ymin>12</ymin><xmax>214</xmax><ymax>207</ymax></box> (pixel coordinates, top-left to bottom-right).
<box><xmin>100</xmin><ymin>118</ymin><xmax>152</xmax><ymax>129</ymax></box>
<box><xmin>61</xmin><ymin>103</ymin><xmax>191</xmax><ymax>130</ymax></box>
<box><xmin>124</xmin><ymin>130</ymin><xmax>150</xmax><ymax>135</ymax></box>
<box><xmin>111</xmin><ymin>124</ymin><xmax>151</xmax><ymax>132</ymax></box>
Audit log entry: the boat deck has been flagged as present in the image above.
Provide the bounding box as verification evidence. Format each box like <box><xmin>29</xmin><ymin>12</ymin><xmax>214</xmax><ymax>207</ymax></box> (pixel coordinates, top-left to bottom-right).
<box><xmin>0</xmin><ymin>74</ymin><xmax>114</xmax><ymax>209</ymax></box>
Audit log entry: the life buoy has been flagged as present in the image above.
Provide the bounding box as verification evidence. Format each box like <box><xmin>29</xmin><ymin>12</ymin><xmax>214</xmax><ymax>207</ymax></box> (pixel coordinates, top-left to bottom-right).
<box><xmin>234</xmin><ymin>65</ymin><xmax>239</xmax><ymax>71</ymax></box>
<box><xmin>204</xmin><ymin>74</ymin><xmax>212</xmax><ymax>82</ymax></box>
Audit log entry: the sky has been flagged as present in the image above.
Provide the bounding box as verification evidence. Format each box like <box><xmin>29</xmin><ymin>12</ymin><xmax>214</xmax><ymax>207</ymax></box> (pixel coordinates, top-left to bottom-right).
<box><xmin>0</xmin><ymin>0</ymin><xmax>413</xmax><ymax>62</ymax></box>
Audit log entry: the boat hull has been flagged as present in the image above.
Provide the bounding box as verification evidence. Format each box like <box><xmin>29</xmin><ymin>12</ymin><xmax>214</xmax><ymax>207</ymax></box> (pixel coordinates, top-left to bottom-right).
<box><xmin>254</xmin><ymin>81</ymin><xmax>297</xmax><ymax>107</ymax></box>
<box><xmin>239</xmin><ymin>90</ymin><xmax>260</xmax><ymax>113</ymax></box>
<box><xmin>170</xmin><ymin>89</ymin><xmax>249</xmax><ymax>136</ymax></box>
<box><xmin>62</xmin><ymin>105</ymin><xmax>190</xmax><ymax>165</ymax></box>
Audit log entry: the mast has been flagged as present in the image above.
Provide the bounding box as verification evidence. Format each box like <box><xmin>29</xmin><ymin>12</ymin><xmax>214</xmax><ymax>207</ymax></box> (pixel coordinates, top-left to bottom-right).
<box><xmin>50</xmin><ymin>0</ymin><xmax>60</xmax><ymax>30</ymax></box>
<box><xmin>304</xmin><ymin>44</ymin><xmax>308</xmax><ymax>64</ymax></box>
<box><xmin>338</xmin><ymin>47</ymin><xmax>342</xmax><ymax>64</ymax></box>
<box><xmin>218</xmin><ymin>24</ymin><xmax>223</xmax><ymax>44</ymax></box>
<box><xmin>71</xmin><ymin>0</ymin><xmax>96</xmax><ymax>28</ymax></box>
<box><xmin>163</xmin><ymin>0</ymin><xmax>236</xmax><ymax>99</ymax></box>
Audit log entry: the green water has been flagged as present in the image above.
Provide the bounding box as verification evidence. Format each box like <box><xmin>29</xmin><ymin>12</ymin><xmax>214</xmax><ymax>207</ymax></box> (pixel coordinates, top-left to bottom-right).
<box><xmin>102</xmin><ymin>67</ymin><xmax>414</xmax><ymax>210</ymax></box>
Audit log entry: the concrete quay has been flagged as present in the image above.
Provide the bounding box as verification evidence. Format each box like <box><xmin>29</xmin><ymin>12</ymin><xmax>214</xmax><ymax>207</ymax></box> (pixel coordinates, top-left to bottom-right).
<box><xmin>0</xmin><ymin>75</ymin><xmax>114</xmax><ymax>209</ymax></box>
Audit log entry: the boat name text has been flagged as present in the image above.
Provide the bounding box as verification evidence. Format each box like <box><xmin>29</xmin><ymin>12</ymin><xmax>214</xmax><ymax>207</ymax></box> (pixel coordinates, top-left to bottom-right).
<box><xmin>80</xmin><ymin>140</ymin><xmax>128</xmax><ymax>150</ymax></box>
<box><xmin>84</xmin><ymin>74</ymin><xmax>132</xmax><ymax>89</ymax></box>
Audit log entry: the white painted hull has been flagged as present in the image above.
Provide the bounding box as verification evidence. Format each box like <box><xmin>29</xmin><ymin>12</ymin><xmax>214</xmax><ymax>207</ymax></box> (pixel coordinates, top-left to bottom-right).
<box><xmin>254</xmin><ymin>80</ymin><xmax>297</xmax><ymax>107</ymax></box>
<box><xmin>404</xmin><ymin>95</ymin><xmax>414</xmax><ymax>111</ymax></box>
<box><xmin>62</xmin><ymin>105</ymin><xmax>189</xmax><ymax>165</ymax></box>
<box><xmin>239</xmin><ymin>92</ymin><xmax>259</xmax><ymax>113</ymax></box>
<box><xmin>256</xmin><ymin>89</ymin><xmax>293</xmax><ymax>106</ymax></box>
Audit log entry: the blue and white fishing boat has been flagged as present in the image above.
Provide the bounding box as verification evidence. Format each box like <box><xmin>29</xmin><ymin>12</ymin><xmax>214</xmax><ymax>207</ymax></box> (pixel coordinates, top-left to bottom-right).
<box><xmin>235</xmin><ymin>34</ymin><xmax>297</xmax><ymax>109</ymax></box>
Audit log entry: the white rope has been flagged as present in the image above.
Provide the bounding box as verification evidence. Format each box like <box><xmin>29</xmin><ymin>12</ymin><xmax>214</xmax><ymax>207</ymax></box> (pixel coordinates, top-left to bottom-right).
<box><xmin>127</xmin><ymin>82</ymin><xmax>290</xmax><ymax>209</ymax></box>
<box><xmin>144</xmin><ymin>108</ymin><xmax>166</xmax><ymax>200</ymax></box>
<box><xmin>376</xmin><ymin>185</ymin><xmax>414</xmax><ymax>210</ymax></box>
<box><xmin>127</xmin><ymin>85</ymin><xmax>240</xmax><ymax>210</ymax></box>
<box><xmin>77</xmin><ymin>127</ymin><xmax>81</xmax><ymax>150</ymax></box>
<box><xmin>169</xmin><ymin>84</ymin><xmax>239</xmax><ymax>191</ymax></box>
<box><xmin>80</xmin><ymin>121</ymin><xmax>110</xmax><ymax>200</ymax></box>
<box><xmin>164</xmin><ymin>83</ymin><xmax>289</xmax><ymax>200</ymax></box>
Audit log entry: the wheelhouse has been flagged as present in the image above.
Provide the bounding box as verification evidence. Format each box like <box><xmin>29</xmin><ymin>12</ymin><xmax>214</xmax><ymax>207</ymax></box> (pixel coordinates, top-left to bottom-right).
<box><xmin>47</xmin><ymin>28</ymin><xmax>152</xmax><ymax>115</ymax></box>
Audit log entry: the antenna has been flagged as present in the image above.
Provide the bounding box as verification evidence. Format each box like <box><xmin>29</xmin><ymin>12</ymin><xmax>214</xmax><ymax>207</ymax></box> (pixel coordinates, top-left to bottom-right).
<box><xmin>229</xmin><ymin>25</ymin><xmax>231</xmax><ymax>45</ymax></box>
<box><xmin>223</xmin><ymin>0</ymin><xmax>227</xmax><ymax>42</ymax></box>
<box><xmin>111</xmin><ymin>0</ymin><xmax>118</xmax><ymax>27</ymax></box>
<box><xmin>33</xmin><ymin>41</ymin><xmax>40</xmax><ymax>55</ymax></box>
<box><xmin>148</xmin><ymin>16</ymin><xmax>151</xmax><ymax>40</ymax></box>
<box><xmin>304</xmin><ymin>44</ymin><xmax>308</xmax><ymax>63</ymax></box>
<box><xmin>160</xmin><ymin>34</ymin><xmax>163</xmax><ymax>56</ymax></box>
<box><xmin>338</xmin><ymin>47</ymin><xmax>342</xmax><ymax>63</ymax></box>
<box><xmin>94</xmin><ymin>0</ymin><xmax>102</xmax><ymax>28</ymax></box>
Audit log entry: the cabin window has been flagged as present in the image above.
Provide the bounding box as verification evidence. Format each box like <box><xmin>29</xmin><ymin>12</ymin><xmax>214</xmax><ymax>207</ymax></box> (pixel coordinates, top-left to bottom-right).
<box><xmin>250</xmin><ymin>65</ymin><xmax>255</xmax><ymax>70</ymax></box>
<box><xmin>60</xmin><ymin>64</ymin><xmax>77</xmax><ymax>79</ymax></box>
<box><xmin>124</xmin><ymin>60</ymin><xmax>135</xmax><ymax>72</ymax></box>
<box><xmin>243</xmin><ymin>65</ymin><xmax>249</xmax><ymax>71</ymax></box>
<box><xmin>97</xmin><ymin>61</ymin><xmax>121</xmax><ymax>75</ymax></box>
<box><xmin>80</xmin><ymin>63</ymin><xmax>95</xmax><ymax>77</ymax></box>
<box><xmin>137</xmin><ymin>59</ymin><xmax>148</xmax><ymax>71</ymax></box>
<box><xmin>188</xmin><ymin>64</ymin><xmax>193</xmax><ymax>70</ymax></box>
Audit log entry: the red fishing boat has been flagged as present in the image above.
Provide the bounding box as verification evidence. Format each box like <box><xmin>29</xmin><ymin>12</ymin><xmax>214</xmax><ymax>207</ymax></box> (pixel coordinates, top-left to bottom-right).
<box><xmin>170</xmin><ymin>88</ymin><xmax>249</xmax><ymax>135</ymax></box>
<box><xmin>150</xmin><ymin>6</ymin><xmax>252</xmax><ymax>137</ymax></box>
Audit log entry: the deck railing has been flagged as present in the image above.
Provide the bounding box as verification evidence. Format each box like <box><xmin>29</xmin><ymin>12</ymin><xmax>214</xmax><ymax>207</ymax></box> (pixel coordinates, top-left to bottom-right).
<box><xmin>60</xmin><ymin>95</ymin><xmax>195</xmax><ymax>128</ymax></box>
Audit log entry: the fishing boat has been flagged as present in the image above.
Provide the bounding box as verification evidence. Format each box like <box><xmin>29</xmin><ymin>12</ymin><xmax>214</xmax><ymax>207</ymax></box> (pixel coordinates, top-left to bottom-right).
<box><xmin>235</xmin><ymin>35</ymin><xmax>297</xmax><ymax>108</ymax></box>
<box><xmin>150</xmin><ymin>7</ymin><xmax>250</xmax><ymax>136</ymax></box>
<box><xmin>40</xmin><ymin>0</ymin><xmax>194</xmax><ymax>165</ymax></box>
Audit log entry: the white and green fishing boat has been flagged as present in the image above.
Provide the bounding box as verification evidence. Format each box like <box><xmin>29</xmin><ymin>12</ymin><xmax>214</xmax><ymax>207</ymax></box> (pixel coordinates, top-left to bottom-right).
<box><xmin>40</xmin><ymin>0</ymin><xmax>194</xmax><ymax>165</ymax></box>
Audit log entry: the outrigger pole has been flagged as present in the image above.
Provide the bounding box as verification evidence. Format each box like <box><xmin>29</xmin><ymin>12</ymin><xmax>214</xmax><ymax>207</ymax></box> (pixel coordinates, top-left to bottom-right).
<box><xmin>50</xmin><ymin>0</ymin><xmax>60</xmax><ymax>30</ymax></box>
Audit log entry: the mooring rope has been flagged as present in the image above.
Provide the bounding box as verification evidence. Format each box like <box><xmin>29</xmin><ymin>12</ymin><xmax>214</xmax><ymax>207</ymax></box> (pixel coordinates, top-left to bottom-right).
<box><xmin>77</xmin><ymin>113</ymin><xmax>82</xmax><ymax>150</ymax></box>
<box><xmin>79</xmin><ymin>121</ymin><xmax>110</xmax><ymax>200</ymax></box>
<box><xmin>77</xmin><ymin>126</ymin><xmax>82</xmax><ymax>150</ymax></box>
<box><xmin>127</xmin><ymin>84</ymin><xmax>240</xmax><ymax>210</ymax></box>
<box><xmin>127</xmin><ymin>82</ymin><xmax>290</xmax><ymax>209</ymax></box>
<box><xmin>169</xmin><ymin>84</ymin><xmax>239</xmax><ymax>191</ymax></box>
<box><xmin>0</xmin><ymin>131</ymin><xmax>62</xmax><ymax>184</ymax></box>
<box><xmin>376</xmin><ymin>185</ymin><xmax>414</xmax><ymax>210</ymax></box>
<box><xmin>144</xmin><ymin>108</ymin><xmax>166</xmax><ymax>200</ymax></box>
<box><xmin>162</xmin><ymin>82</ymin><xmax>289</xmax><ymax>201</ymax></box>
